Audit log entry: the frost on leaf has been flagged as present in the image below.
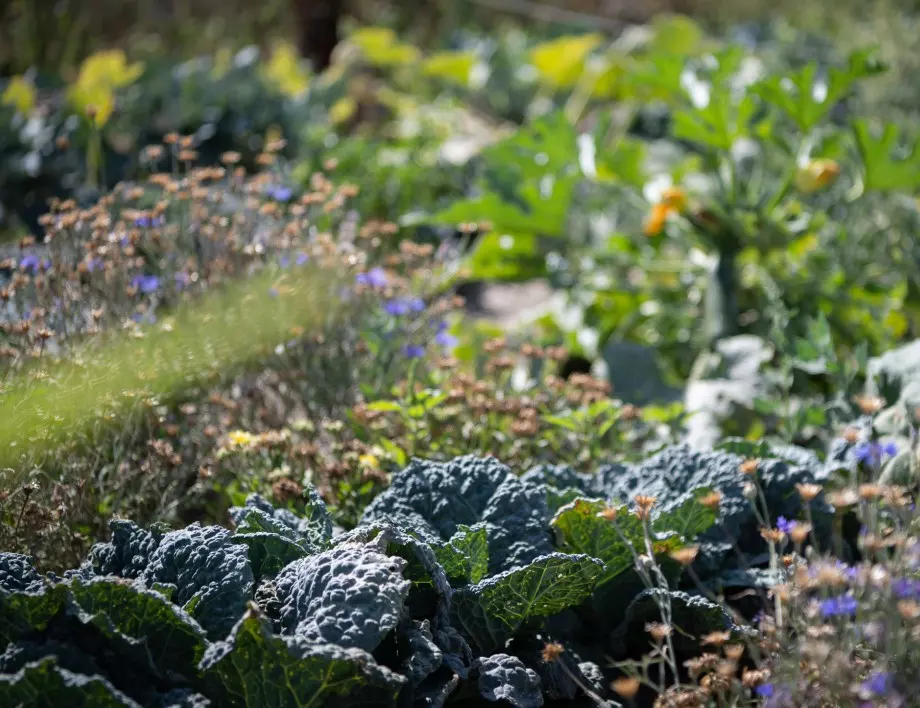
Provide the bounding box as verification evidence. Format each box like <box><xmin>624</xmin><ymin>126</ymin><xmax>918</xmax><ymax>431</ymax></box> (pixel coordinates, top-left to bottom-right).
<box><xmin>200</xmin><ymin>607</ymin><xmax>405</xmax><ymax>707</ymax></box>
<box><xmin>0</xmin><ymin>656</ymin><xmax>141</xmax><ymax>707</ymax></box>
<box><xmin>475</xmin><ymin>654</ymin><xmax>543</xmax><ymax>707</ymax></box>
<box><xmin>361</xmin><ymin>456</ymin><xmax>554</xmax><ymax>573</ymax></box>
<box><xmin>452</xmin><ymin>553</ymin><xmax>603</xmax><ymax>653</ymax></box>
<box><xmin>274</xmin><ymin>544</ymin><xmax>410</xmax><ymax>652</ymax></box>
<box><xmin>141</xmin><ymin>523</ymin><xmax>254</xmax><ymax>640</ymax></box>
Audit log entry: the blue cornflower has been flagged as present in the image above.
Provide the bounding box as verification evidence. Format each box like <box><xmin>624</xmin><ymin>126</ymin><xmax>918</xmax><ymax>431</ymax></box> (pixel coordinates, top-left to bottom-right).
<box><xmin>853</xmin><ymin>441</ymin><xmax>898</xmax><ymax>467</ymax></box>
<box><xmin>356</xmin><ymin>267</ymin><xmax>387</xmax><ymax>289</ymax></box>
<box><xmin>385</xmin><ymin>299</ymin><xmax>411</xmax><ymax>316</ymax></box>
<box><xmin>892</xmin><ymin>577</ymin><xmax>920</xmax><ymax>599</ymax></box>
<box><xmin>266</xmin><ymin>185</ymin><xmax>293</xmax><ymax>202</ymax></box>
<box><xmin>820</xmin><ymin>594</ymin><xmax>858</xmax><ymax>618</ymax></box>
<box><xmin>279</xmin><ymin>255</ymin><xmax>291</xmax><ymax>269</ymax></box>
<box><xmin>296</xmin><ymin>252</ymin><xmax>309</xmax><ymax>266</ymax></box>
<box><xmin>86</xmin><ymin>258</ymin><xmax>103</xmax><ymax>272</ymax></box>
<box><xmin>861</xmin><ymin>671</ymin><xmax>891</xmax><ymax>696</ymax></box>
<box><xmin>436</xmin><ymin>329</ymin><xmax>458</xmax><ymax>348</ymax></box>
<box><xmin>131</xmin><ymin>274</ymin><xmax>161</xmax><ymax>294</ymax></box>
<box><xmin>755</xmin><ymin>684</ymin><xmax>774</xmax><ymax>698</ymax></box>
<box><xmin>19</xmin><ymin>254</ymin><xmax>40</xmax><ymax>273</ymax></box>
<box><xmin>409</xmin><ymin>297</ymin><xmax>425</xmax><ymax>313</ymax></box>
<box><xmin>776</xmin><ymin>516</ymin><xmax>796</xmax><ymax>534</ymax></box>
<box><xmin>404</xmin><ymin>344</ymin><xmax>425</xmax><ymax>358</ymax></box>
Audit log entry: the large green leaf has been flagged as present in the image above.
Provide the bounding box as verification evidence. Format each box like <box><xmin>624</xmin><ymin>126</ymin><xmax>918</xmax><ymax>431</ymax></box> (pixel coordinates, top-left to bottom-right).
<box><xmin>201</xmin><ymin>606</ymin><xmax>406</xmax><ymax>707</ymax></box>
<box><xmin>433</xmin><ymin>524</ymin><xmax>489</xmax><ymax>585</ymax></box>
<box><xmin>68</xmin><ymin>578</ymin><xmax>208</xmax><ymax>676</ymax></box>
<box><xmin>653</xmin><ymin>489</ymin><xmax>718</xmax><ymax>540</ymax></box>
<box><xmin>0</xmin><ymin>583</ymin><xmax>68</xmax><ymax>645</ymax></box>
<box><xmin>452</xmin><ymin>553</ymin><xmax>603</xmax><ymax>652</ymax></box>
<box><xmin>0</xmin><ymin>657</ymin><xmax>140</xmax><ymax>707</ymax></box>
<box><xmin>551</xmin><ymin>499</ymin><xmax>686</xmax><ymax>588</ymax></box>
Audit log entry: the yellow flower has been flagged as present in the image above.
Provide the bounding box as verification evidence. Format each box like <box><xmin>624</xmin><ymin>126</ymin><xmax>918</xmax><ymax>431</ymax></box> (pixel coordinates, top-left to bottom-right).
<box><xmin>227</xmin><ymin>430</ymin><xmax>256</xmax><ymax>448</ymax></box>
<box><xmin>69</xmin><ymin>49</ymin><xmax>143</xmax><ymax>128</ymax></box>
<box><xmin>795</xmin><ymin>159</ymin><xmax>841</xmax><ymax>194</ymax></box>
<box><xmin>660</xmin><ymin>186</ymin><xmax>688</xmax><ymax>212</ymax></box>
<box><xmin>263</xmin><ymin>41</ymin><xmax>310</xmax><ymax>98</ymax></box>
<box><xmin>359</xmin><ymin>453</ymin><xmax>379</xmax><ymax>469</ymax></box>
<box><xmin>2</xmin><ymin>76</ymin><xmax>36</xmax><ymax>115</ymax></box>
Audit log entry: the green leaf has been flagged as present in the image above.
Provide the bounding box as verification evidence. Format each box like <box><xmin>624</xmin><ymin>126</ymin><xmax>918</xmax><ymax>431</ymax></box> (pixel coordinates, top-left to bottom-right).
<box><xmin>541</xmin><ymin>414</ymin><xmax>579</xmax><ymax>432</ymax></box>
<box><xmin>68</xmin><ymin>577</ymin><xmax>208</xmax><ymax>674</ymax></box>
<box><xmin>0</xmin><ymin>657</ymin><xmax>140</xmax><ymax>707</ymax></box>
<box><xmin>649</xmin><ymin>14</ymin><xmax>704</xmax><ymax>56</ymax></box>
<box><xmin>853</xmin><ymin>119</ymin><xmax>920</xmax><ymax>192</ymax></box>
<box><xmin>0</xmin><ymin>583</ymin><xmax>67</xmax><ymax>645</ymax></box>
<box><xmin>379</xmin><ymin>438</ymin><xmax>407</xmax><ymax>468</ymax></box>
<box><xmin>366</xmin><ymin>400</ymin><xmax>405</xmax><ymax>414</ymax></box>
<box><xmin>551</xmin><ymin>499</ymin><xmax>639</xmax><ymax>587</ymax></box>
<box><xmin>232</xmin><ymin>531</ymin><xmax>310</xmax><ymax>581</ymax></box>
<box><xmin>452</xmin><ymin>553</ymin><xmax>603</xmax><ymax>652</ymax></box>
<box><xmin>653</xmin><ymin>490</ymin><xmax>717</xmax><ymax>540</ymax></box>
<box><xmin>529</xmin><ymin>34</ymin><xmax>603</xmax><ymax>89</ymax></box>
<box><xmin>433</xmin><ymin>524</ymin><xmax>489</xmax><ymax>585</ymax></box>
<box><xmin>422</xmin><ymin>50</ymin><xmax>478</xmax><ymax>86</ymax></box>
<box><xmin>201</xmin><ymin>607</ymin><xmax>406</xmax><ymax>707</ymax></box>
<box><xmin>465</xmin><ymin>232</ymin><xmax>548</xmax><ymax>282</ymax></box>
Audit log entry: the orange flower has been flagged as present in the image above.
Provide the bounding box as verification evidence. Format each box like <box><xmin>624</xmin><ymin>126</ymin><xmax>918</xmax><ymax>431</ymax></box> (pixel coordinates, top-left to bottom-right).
<box><xmin>644</xmin><ymin>186</ymin><xmax>687</xmax><ymax>236</ymax></box>
<box><xmin>795</xmin><ymin>159</ymin><xmax>841</xmax><ymax>193</ymax></box>
<box><xmin>644</xmin><ymin>202</ymin><xmax>671</xmax><ymax>236</ymax></box>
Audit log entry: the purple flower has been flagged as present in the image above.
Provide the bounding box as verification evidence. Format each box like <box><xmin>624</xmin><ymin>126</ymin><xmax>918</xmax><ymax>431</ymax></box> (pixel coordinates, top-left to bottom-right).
<box><xmin>776</xmin><ymin>516</ymin><xmax>796</xmax><ymax>534</ymax></box>
<box><xmin>19</xmin><ymin>254</ymin><xmax>40</xmax><ymax>273</ymax></box>
<box><xmin>409</xmin><ymin>297</ymin><xmax>425</xmax><ymax>313</ymax></box>
<box><xmin>892</xmin><ymin>577</ymin><xmax>920</xmax><ymax>599</ymax></box>
<box><xmin>404</xmin><ymin>344</ymin><xmax>425</xmax><ymax>358</ymax></box>
<box><xmin>295</xmin><ymin>252</ymin><xmax>309</xmax><ymax>266</ymax></box>
<box><xmin>174</xmin><ymin>272</ymin><xmax>190</xmax><ymax>291</ymax></box>
<box><xmin>853</xmin><ymin>441</ymin><xmax>897</xmax><ymax>467</ymax></box>
<box><xmin>268</xmin><ymin>287</ymin><xmax>280</xmax><ymax>298</ymax></box>
<box><xmin>131</xmin><ymin>274</ymin><xmax>161</xmax><ymax>294</ymax></box>
<box><xmin>756</xmin><ymin>684</ymin><xmax>775</xmax><ymax>698</ymax></box>
<box><xmin>279</xmin><ymin>255</ymin><xmax>291</xmax><ymax>269</ymax></box>
<box><xmin>385</xmin><ymin>299</ymin><xmax>411</xmax><ymax>316</ymax></box>
<box><xmin>862</xmin><ymin>672</ymin><xmax>891</xmax><ymax>696</ymax></box>
<box><xmin>86</xmin><ymin>258</ymin><xmax>103</xmax><ymax>272</ymax></box>
<box><xmin>436</xmin><ymin>329</ymin><xmax>458</xmax><ymax>348</ymax></box>
<box><xmin>134</xmin><ymin>216</ymin><xmax>165</xmax><ymax>228</ymax></box>
<box><xmin>356</xmin><ymin>267</ymin><xmax>388</xmax><ymax>289</ymax></box>
<box><xmin>266</xmin><ymin>185</ymin><xmax>293</xmax><ymax>202</ymax></box>
<box><xmin>820</xmin><ymin>594</ymin><xmax>858</xmax><ymax>618</ymax></box>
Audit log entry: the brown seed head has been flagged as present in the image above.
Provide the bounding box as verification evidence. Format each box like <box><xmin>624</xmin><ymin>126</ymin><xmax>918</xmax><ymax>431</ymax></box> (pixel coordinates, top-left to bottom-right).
<box><xmin>669</xmin><ymin>546</ymin><xmax>699</xmax><ymax>566</ymax></box>
<box><xmin>699</xmin><ymin>490</ymin><xmax>722</xmax><ymax>509</ymax></box>
<box><xmin>597</xmin><ymin>506</ymin><xmax>619</xmax><ymax>522</ymax></box>
<box><xmin>541</xmin><ymin>642</ymin><xmax>565</xmax><ymax>663</ymax></box>
<box><xmin>611</xmin><ymin>677</ymin><xmax>640</xmax><ymax>699</ymax></box>
<box><xmin>740</xmin><ymin>458</ymin><xmax>759</xmax><ymax>475</ymax></box>
<box><xmin>646</xmin><ymin>622</ymin><xmax>672</xmax><ymax>642</ymax></box>
<box><xmin>796</xmin><ymin>483</ymin><xmax>822</xmax><ymax>502</ymax></box>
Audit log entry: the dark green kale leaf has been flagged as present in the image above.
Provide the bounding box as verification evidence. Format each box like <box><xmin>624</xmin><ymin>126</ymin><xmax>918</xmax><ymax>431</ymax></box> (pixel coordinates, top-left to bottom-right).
<box><xmin>452</xmin><ymin>554</ymin><xmax>603</xmax><ymax>653</ymax></box>
<box><xmin>199</xmin><ymin>606</ymin><xmax>405</xmax><ymax>707</ymax></box>
<box><xmin>0</xmin><ymin>656</ymin><xmax>141</xmax><ymax>707</ymax></box>
<box><xmin>274</xmin><ymin>544</ymin><xmax>410</xmax><ymax>652</ymax></box>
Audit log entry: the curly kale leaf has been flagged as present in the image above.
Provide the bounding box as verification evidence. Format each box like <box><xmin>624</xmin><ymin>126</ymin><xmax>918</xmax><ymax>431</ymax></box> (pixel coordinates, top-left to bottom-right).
<box><xmin>141</xmin><ymin>523</ymin><xmax>254</xmax><ymax>640</ymax></box>
<box><xmin>80</xmin><ymin>520</ymin><xmax>167</xmax><ymax>580</ymax></box>
<box><xmin>150</xmin><ymin>689</ymin><xmax>212</xmax><ymax>708</ymax></box>
<box><xmin>433</xmin><ymin>523</ymin><xmax>489</xmax><ymax>585</ymax></box>
<box><xmin>601</xmin><ymin>444</ymin><xmax>830</xmax><ymax>577</ymax></box>
<box><xmin>274</xmin><ymin>544</ymin><xmax>410</xmax><ymax>652</ymax></box>
<box><xmin>399</xmin><ymin>619</ymin><xmax>443</xmax><ymax>685</ymax></box>
<box><xmin>67</xmin><ymin>577</ymin><xmax>208</xmax><ymax>676</ymax></box>
<box><xmin>231</xmin><ymin>531</ymin><xmax>309</xmax><ymax>583</ymax></box>
<box><xmin>0</xmin><ymin>656</ymin><xmax>141</xmax><ymax>707</ymax></box>
<box><xmin>230</xmin><ymin>490</ymin><xmax>332</xmax><ymax>554</ymax></box>
<box><xmin>200</xmin><ymin>607</ymin><xmax>405</xmax><ymax>707</ymax></box>
<box><xmin>362</xmin><ymin>456</ymin><xmax>553</xmax><ymax>573</ymax></box>
<box><xmin>452</xmin><ymin>554</ymin><xmax>603</xmax><ymax>653</ymax></box>
<box><xmin>0</xmin><ymin>553</ymin><xmax>44</xmax><ymax>593</ymax></box>
<box><xmin>475</xmin><ymin>654</ymin><xmax>543</xmax><ymax>707</ymax></box>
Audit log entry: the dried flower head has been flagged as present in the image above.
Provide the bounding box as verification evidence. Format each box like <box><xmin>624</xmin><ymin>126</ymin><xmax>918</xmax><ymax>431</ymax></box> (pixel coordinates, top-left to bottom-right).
<box><xmin>646</xmin><ymin>622</ymin><xmax>672</xmax><ymax>642</ymax></box>
<box><xmin>854</xmin><ymin>395</ymin><xmax>886</xmax><ymax>415</ymax></box>
<box><xmin>740</xmin><ymin>458</ymin><xmax>759</xmax><ymax>475</ymax></box>
<box><xmin>634</xmin><ymin>495</ymin><xmax>657</xmax><ymax>519</ymax></box>
<box><xmin>701</xmin><ymin>631</ymin><xmax>731</xmax><ymax>647</ymax></box>
<box><xmin>597</xmin><ymin>505</ymin><xmax>619</xmax><ymax>522</ymax></box>
<box><xmin>541</xmin><ymin>642</ymin><xmax>565</xmax><ymax>663</ymax></box>
<box><xmin>699</xmin><ymin>490</ymin><xmax>722</xmax><ymax>509</ymax></box>
<box><xmin>796</xmin><ymin>483</ymin><xmax>822</xmax><ymax>502</ymax></box>
<box><xmin>669</xmin><ymin>545</ymin><xmax>700</xmax><ymax>566</ymax></box>
<box><xmin>611</xmin><ymin>676</ymin><xmax>641</xmax><ymax>699</ymax></box>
